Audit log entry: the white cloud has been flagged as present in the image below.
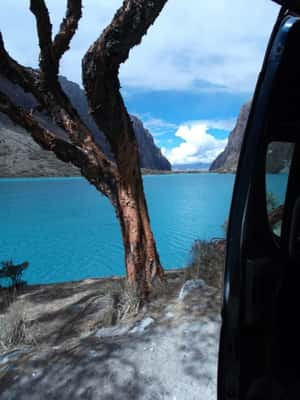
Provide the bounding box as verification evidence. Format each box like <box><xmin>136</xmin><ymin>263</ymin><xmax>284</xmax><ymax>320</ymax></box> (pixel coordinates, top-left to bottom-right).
<box><xmin>183</xmin><ymin>118</ymin><xmax>236</xmax><ymax>132</ymax></box>
<box><xmin>130</xmin><ymin>113</ymin><xmax>178</xmax><ymax>136</ymax></box>
<box><xmin>162</xmin><ymin>123</ymin><xmax>228</xmax><ymax>165</ymax></box>
<box><xmin>0</xmin><ymin>0</ymin><xmax>279</xmax><ymax>93</ymax></box>
<box><xmin>121</xmin><ymin>0</ymin><xmax>279</xmax><ymax>93</ymax></box>
<box><xmin>141</xmin><ymin>117</ymin><xmax>178</xmax><ymax>136</ymax></box>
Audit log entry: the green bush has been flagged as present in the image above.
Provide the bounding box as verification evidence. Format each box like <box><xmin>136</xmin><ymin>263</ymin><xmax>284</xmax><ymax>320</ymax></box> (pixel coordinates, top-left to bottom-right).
<box><xmin>0</xmin><ymin>260</ymin><xmax>28</xmax><ymax>289</ymax></box>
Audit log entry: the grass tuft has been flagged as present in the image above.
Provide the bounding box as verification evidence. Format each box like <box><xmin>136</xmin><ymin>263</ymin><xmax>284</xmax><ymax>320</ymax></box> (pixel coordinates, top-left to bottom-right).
<box><xmin>0</xmin><ymin>300</ymin><xmax>35</xmax><ymax>350</ymax></box>
<box><xmin>184</xmin><ymin>240</ymin><xmax>225</xmax><ymax>289</ymax></box>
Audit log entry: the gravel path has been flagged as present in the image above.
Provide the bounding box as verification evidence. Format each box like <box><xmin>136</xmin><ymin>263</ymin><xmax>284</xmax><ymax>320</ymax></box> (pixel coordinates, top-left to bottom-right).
<box><xmin>0</xmin><ymin>317</ymin><xmax>220</xmax><ymax>399</ymax></box>
<box><xmin>0</xmin><ymin>280</ymin><xmax>221</xmax><ymax>399</ymax></box>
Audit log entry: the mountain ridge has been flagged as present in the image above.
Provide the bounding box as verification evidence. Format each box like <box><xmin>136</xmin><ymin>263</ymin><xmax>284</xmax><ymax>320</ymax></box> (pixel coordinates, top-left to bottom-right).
<box><xmin>209</xmin><ymin>102</ymin><xmax>251</xmax><ymax>172</ymax></box>
<box><xmin>0</xmin><ymin>75</ymin><xmax>171</xmax><ymax>177</ymax></box>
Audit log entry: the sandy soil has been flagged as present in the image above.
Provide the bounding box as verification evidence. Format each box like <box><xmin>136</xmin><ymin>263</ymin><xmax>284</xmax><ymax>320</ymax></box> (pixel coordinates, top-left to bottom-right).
<box><xmin>0</xmin><ymin>272</ymin><xmax>222</xmax><ymax>400</ymax></box>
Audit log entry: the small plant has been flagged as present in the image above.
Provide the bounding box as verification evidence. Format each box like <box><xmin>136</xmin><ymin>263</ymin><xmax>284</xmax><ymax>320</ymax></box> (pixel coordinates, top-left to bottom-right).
<box><xmin>98</xmin><ymin>280</ymin><xmax>142</xmax><ymax>328</ymax></box>
<box><xmin>266</xmin><ymin>191</ymin><xmax>280</xmax><ymax>214</ymax></box>
<box><xmin>116</xmin><ymin>281</ymin><xmax>141</xmax><ymax>322</ymax></box>
<box><xmin>184</xmin><ymin>240</ymin><xmax>225</xmax><ymax>289</ymax></box>
<box><xmin>0</xmin><ymin>301</ymin><xmax>34</xmax><ymax>350</ymax></box>
<box><xmin>0</xmin><ymin>260</ymin><xmax>28</xmax><ymax>289</ymax></box>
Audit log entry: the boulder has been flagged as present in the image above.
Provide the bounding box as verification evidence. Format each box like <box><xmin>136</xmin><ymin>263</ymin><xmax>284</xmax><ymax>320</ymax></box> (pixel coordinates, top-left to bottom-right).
<box><xmin>178</xmin><ymin>279</ymin><xmax>206</xmax><ymax>301</ymax></box>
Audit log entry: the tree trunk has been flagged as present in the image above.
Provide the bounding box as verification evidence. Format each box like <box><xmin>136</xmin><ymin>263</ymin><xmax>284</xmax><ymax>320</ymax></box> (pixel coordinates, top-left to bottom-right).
<box><xmin>81</xmin><ymin>0</ymin><xmax>168</xmax><ymax>296</ymax></box>
<box><xmin>0</xmin><ymin>0</ymin><xmax>168</xmax><ymax>301</ymax></box>
<box><xmin>116</xmin><ymin>172</ymin><xmax>164</xmax><ymax>297</ymax></box>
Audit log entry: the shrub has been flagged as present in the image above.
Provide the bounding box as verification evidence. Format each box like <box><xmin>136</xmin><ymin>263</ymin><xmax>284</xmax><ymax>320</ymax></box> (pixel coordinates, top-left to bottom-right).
<box><xmin>0</xmin><ymin>260</ymin><xmax>28</xmax><ymax>289</ymax></box>
<box><xmin>184</xmin><ymin>240</ymin><xmax>225</xmax><ymax>289</ymax></box>
<box><xmin>115</xmin><ymin>281</ymin><xmax>141</xmax><ymax>322</ymax></box>
<box><xmin>0</xmin><ymin>301</ymin><xmax>34</xmax><ymax>350</ymax></box>
<box><xmin>267</xmin><ymin>191</ymin><xmax>280</xmax><ymax>213</ymax></box>
<box><xmin>98</xmin><ymin>280</ymin><xmax>142</xmax><ymax>327</ymax></box>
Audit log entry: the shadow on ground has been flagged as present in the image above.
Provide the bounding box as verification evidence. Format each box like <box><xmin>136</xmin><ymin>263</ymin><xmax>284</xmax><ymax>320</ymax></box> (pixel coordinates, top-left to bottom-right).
<box><xmin>0</xmin><ymin>333</ymin><xmax>168</xmax><ymax>400</ymax></box>
<box><xmin>0</xmin><ymin>274</ymin><xmax>221</xmax><ymax>399</ymax></box>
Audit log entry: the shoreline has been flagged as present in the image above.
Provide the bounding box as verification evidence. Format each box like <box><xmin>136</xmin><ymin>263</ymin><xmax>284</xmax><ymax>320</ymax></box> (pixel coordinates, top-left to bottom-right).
<box><xmin>0</xmin><ymin>268</ymin><xmax>187</xmax><ymax>291</ymax></box>
<box><xmin>0</xmin><ymin>169</ymin><xmax>235</xmax><ymax>179</ymax></box>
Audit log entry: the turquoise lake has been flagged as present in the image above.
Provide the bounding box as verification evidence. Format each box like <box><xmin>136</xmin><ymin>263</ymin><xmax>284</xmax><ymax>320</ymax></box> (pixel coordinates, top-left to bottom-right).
<box><xmin>0</xmin><ymin>173</ymin><xmax>263</xmax><ymax>285</ymax></box>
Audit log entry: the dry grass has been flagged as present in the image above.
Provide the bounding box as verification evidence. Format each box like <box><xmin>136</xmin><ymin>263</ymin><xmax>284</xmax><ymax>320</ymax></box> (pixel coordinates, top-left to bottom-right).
<box><xmin>94</xmin><ymin>280</ymin><xmax>142</xmax><ymax>327</ymax></box>
<box><xmin>0</xmin><ymin>300</ymin><xmax>35</xmax><ymax>350</ymax></box>
<box><xmin>115</xmin><ymin>281</ymin><xmax>141</xmax><ymax>322</ymax></box>
<box><xmin>0</xmin><ymin>258</ymin><xmax>222</xmax><ymax>353</ymax></box>
<box><xmin>101</xmin><ymin>277</ymin><xmax>174</xmax><ymax>325</ymax></box>
<box><xmin>184</xmin><ymin>240</ymin><xmax>225</xmax><ymax>289</ymax></box>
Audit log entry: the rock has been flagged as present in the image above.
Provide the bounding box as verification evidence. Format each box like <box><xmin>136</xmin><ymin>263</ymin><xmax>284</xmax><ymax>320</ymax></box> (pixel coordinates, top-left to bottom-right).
<box><xmin>178</xmin><ymin>279</ymin><xmax>205</xmax><ymax>301</ymax></box>
<box><xmin>129</xmin><ymin>317</ymin><xmax>155</xmax><ymax>335</ymax></box>
<box><xmin>164</xmin><ymin>312</ymin><xmax>174</xmax><ymax>320</ymax></box>
<box><xmin>94</xmin><ymin>317</ymin><xmax>155</xmax><ymax>338</ymax></box>
<box><xmin>0</xmin><ymin>349</ymin><xmax>26</xmax><ymax>365</ymax></box>
<box><xmin>94</xmin><ymin>325</ymin><xmax>130</xmax><ymax>338</ymax></box>
<box><xmin>0</xmin><ymin>113</ymin><xmax>80</xmax><ymax>177</ymax></box>
<box><xmin>130</xmin><ymin>116</ymin><xmax>171</xmax><ymax>171</ymax></box>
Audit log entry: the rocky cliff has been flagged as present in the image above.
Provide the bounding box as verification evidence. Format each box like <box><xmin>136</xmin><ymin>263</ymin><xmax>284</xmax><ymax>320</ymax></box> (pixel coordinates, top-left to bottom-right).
<box><xmin>0</xmin><ymin>76</ymin><xmax>171</xmax><ymax>177</ymax></box>
<box><xmin>0</xmin><ymin>112</ymin><xmax>80</xmax><ymax>177</ymax></box>
<box><xmin>210</xmin><ymin>102</ymin><xmax>251</xmax><ymax>172</ymax></box>
<box><xmin>130</xmin><ymin>115</ymin><xmax>171</xmax><ymax>171</ymax></box>
<box><xmin>209</xmin><ymin>101</ymin><xmax>294</xmax><ymax>173</ymax></box>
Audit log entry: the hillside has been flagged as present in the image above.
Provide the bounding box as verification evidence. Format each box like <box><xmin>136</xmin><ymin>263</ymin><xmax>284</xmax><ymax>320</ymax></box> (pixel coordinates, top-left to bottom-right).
<box><xmin>0</xmin><ymin>112</ymin><xmax>79</xmax><ymax>177</ymax></box>
<box><xmin>210</xmin><ymin>101</ymin><xmax>294</xmax><ymax>173</ymax></box>
<box><xmin>0</xmin><ymin>75</ymin><xmax>171</xmax><ymax>177</ymax></box>
<box><xmin>210</xmin><ymin>102</ymin><xmax>251</xmax><ymax>172</ymax></box>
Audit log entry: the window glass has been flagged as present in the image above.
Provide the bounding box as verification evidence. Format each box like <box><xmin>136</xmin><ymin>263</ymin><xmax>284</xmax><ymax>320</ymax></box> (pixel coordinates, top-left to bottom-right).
<box><xmin>265</xmin><ymin>142</ymin><xmax>294</xmax><ymax>236</ymax></box>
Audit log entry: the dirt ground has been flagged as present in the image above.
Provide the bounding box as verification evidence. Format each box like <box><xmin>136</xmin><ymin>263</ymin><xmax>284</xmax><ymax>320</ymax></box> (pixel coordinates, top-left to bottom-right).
<box><xmin>0</xmin><ymin>271</ymin><xmax>222</xmax><ymax>400</ymax></box>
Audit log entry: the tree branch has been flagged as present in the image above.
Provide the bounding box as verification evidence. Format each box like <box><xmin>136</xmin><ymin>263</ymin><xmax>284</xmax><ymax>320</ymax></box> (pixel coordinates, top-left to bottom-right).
<box><xmin>30</xmin><ymin>0</ymin><xmax>82</xmax><ymax>82</ymax></box>
<box><xmin>1</xmin><ymin>29</ymin><xmax>117</xmax><ymax>197</ymax></box>
<box><xmin>30</xmin><ymin>0</ymin><xmax>58</xmax><ymax>81</ymax></box>
<box><xmin>0</xmin><ymin>31</ymin><xmax>5</xmax><ymax>55</ymax></box>
<box><xmin>53</xmin><ymin>0</ymin><xmax>82</xmax><ymax>61</ymax></box>
<box><xmin>0</xmin><ymin>31</ymin><xmax>115</xmax><ymax>174</ymax></box>
<box><xmin>84</xmin><ymin>0</ymin><xmax>168</xmax><ymax>71</ymax></box>
<box><xmin>0</xmin><ymin>90</ymin><xmax>117</xmax><ymax>203</ymax></box>
<box><xmin>0</xmin><ymin>32</ymin><xmax>42</xmax><ymax>102</ymax></box>
<box><xmin>82</xmin><ymin>0</ymin><xmax>167</xmax><ymax>169</ymax></box>
<box><xmin>0</xmin><ymin>91</ymin><xmax>82</xmax><ymax>165</ymax></box>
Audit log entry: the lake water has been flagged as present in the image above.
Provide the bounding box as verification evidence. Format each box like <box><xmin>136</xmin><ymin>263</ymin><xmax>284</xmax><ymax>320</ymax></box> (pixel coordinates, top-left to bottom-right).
<box><xmin>1</xmin><ymin>174</ymin><xmax>235</xmax><ymax>284</ymax></box>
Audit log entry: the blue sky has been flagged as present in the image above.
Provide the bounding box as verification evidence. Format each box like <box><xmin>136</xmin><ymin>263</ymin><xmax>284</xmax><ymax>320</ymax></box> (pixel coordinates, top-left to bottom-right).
<box><xmin>0</xmin><ymin>0</ymin><xmax>279</xmax><ymax>165</ymax></box>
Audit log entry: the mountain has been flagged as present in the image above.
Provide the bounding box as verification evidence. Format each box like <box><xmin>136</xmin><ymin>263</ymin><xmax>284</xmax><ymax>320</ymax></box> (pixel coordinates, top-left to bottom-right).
<box><xmin>0</xmin><ymin>112</ymin><xmax>80</xmax><ymax>177</ymax></box>
<box><xmin>0</xmin><ymin>75</ymin><xmax>171</xmax><ymax>177</ymax></box>
<box><xmin>210</xmin><ymin>102</ymin><xmax>251</xmax><ymax>172</ymax></box>
<box><xmin>209</xmin><ymin>101</ymin><xmax>294</xmax><ymax>173</ymax></box>
<box><xmin>130</xmin><ymin>115</ymin><xmax>171</xmax><ymax>171</ymax></box>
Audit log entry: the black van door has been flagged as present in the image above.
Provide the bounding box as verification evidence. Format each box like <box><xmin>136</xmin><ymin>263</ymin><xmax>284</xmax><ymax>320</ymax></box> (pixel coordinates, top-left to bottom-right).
<box><xmin>218</xmin><ymin>4</ymin><xmax>300</xmax><ymax>400</ymax></box>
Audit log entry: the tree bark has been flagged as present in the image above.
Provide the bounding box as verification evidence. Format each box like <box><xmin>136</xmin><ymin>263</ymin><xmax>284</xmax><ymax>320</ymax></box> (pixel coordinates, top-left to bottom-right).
<box><xmin>0</xmin><ymin>0</ymin><xmax>167</xmax><ymax>300</ymax></box>
<box><xmin>82</xmin><ymin>0</ymin><xmax>167</xmax><ymax>296</ymax></box>
<box><xmin>116</xmin><ymin>173</ymin><xmax>164</xmax><ymax>295</ymax></box>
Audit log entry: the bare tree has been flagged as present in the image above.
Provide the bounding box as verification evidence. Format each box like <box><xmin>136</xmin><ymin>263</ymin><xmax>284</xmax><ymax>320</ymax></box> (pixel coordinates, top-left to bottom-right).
<box><xmin>0</xmin><ymin>0</ymin><xmax>167</xmax><ymax>299</ymax></box>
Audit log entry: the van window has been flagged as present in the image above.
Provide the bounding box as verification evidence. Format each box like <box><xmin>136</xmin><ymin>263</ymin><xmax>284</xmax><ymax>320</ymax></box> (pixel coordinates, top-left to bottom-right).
<box><xmin>265</xmin><ymin>142</ymin><xmax>294</xmax><ymax>236</ymax></box>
